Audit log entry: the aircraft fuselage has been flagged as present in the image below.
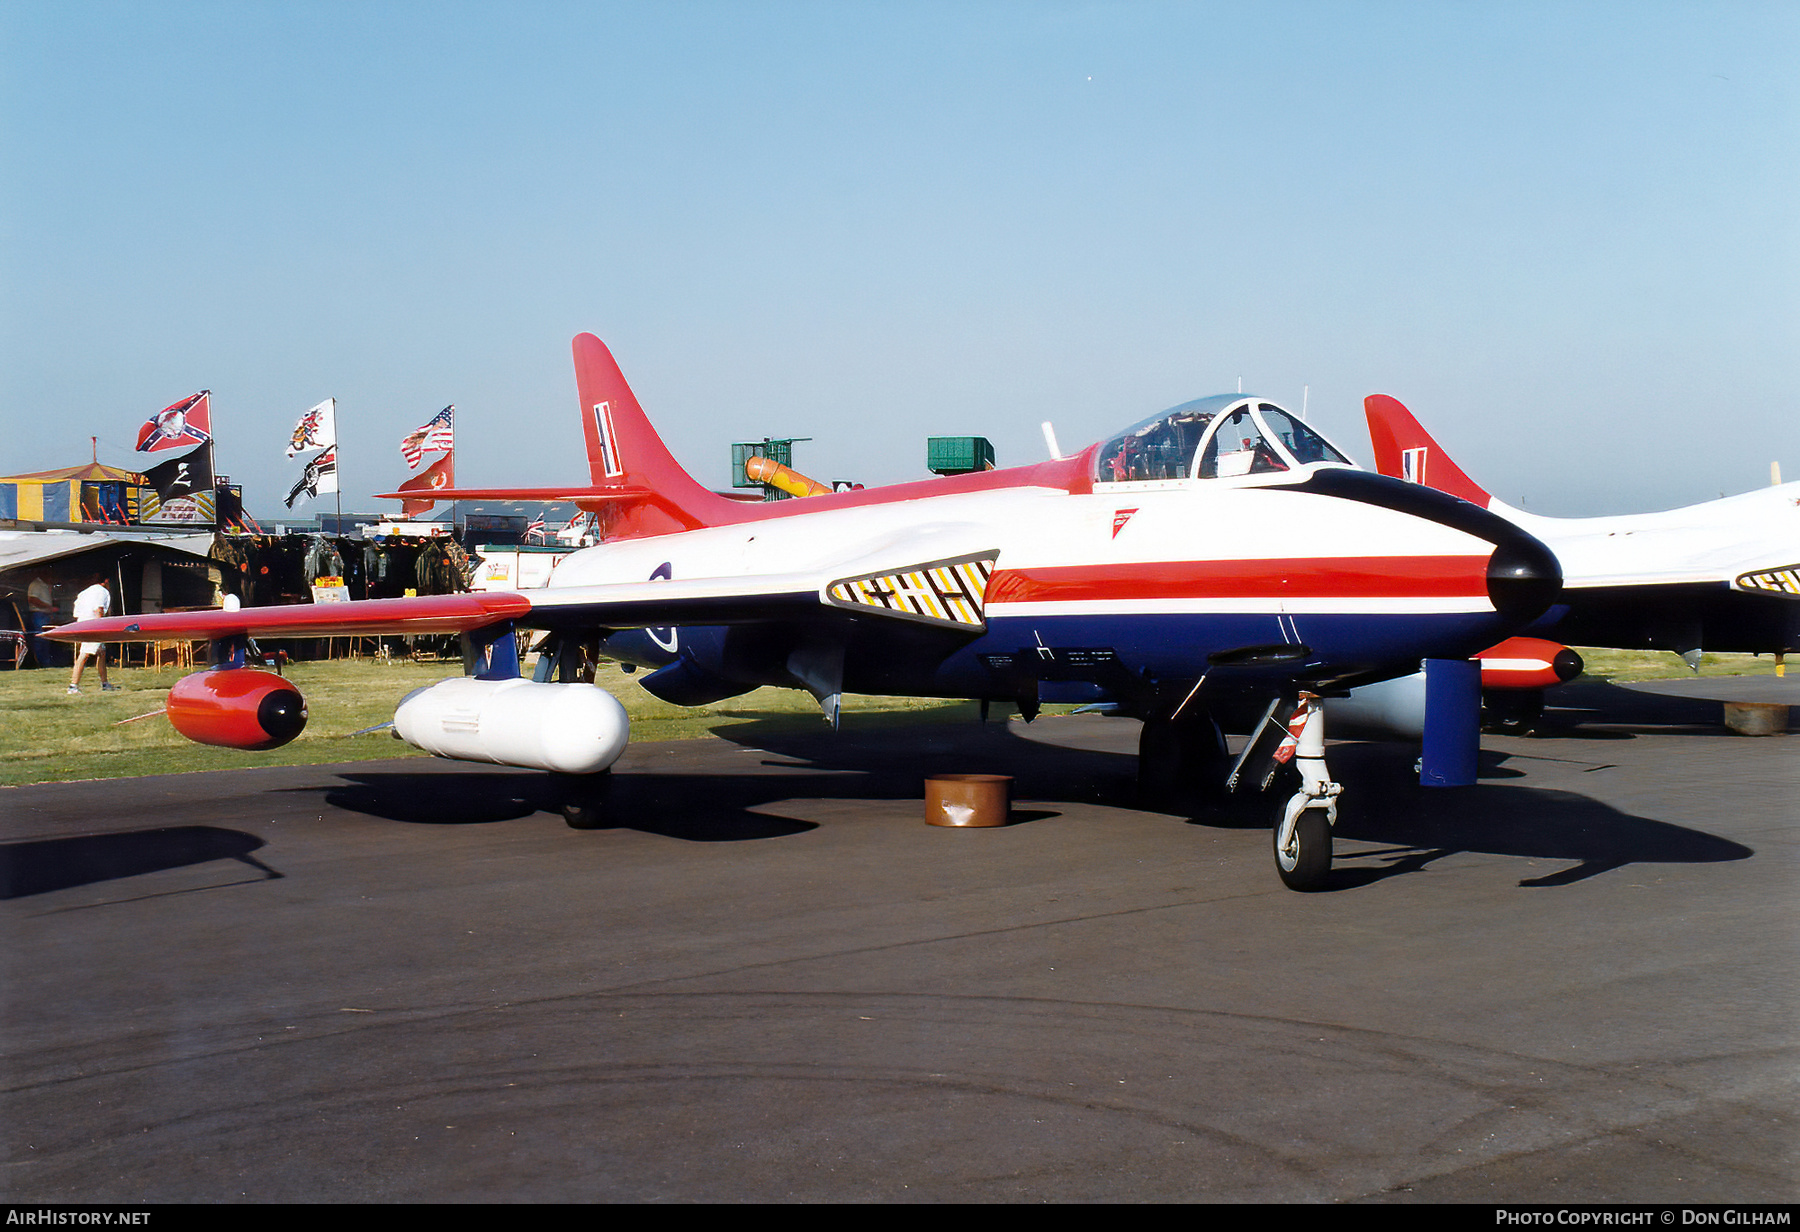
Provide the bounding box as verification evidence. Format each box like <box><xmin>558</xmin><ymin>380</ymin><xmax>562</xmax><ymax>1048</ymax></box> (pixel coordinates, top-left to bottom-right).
<box><xmin>562</xmin><ymin>462</ymin><xmax>1557</xmax><ymax>718</ymax></box>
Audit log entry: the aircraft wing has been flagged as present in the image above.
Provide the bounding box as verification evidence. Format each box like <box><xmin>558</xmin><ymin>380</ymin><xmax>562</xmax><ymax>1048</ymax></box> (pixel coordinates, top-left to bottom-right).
<box><xmin>45</xmin><ymin>551</ymin><xmax>997</xmax><ymax>644</ymax></box>
<box><xmin>43</xmin><ymin>592</ymin><xmax>537</xmax><ymax>643</ymax></box>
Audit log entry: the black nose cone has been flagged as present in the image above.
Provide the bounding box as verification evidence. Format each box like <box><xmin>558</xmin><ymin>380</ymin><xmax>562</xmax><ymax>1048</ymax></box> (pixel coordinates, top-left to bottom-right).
<box><xmin>1487</xmin><ymin>535</ymin><xmax>1562</xmax><ymax>623</ymax></box>
<box><xmin>256</xmin><ymin>689</ymin><xmax>309</xmax><ymax>749</ymax></box>
<box><xmin>1551</xmin><ymin>646</ymin><xmax>1585</xmax><ymax>683</ymax></box>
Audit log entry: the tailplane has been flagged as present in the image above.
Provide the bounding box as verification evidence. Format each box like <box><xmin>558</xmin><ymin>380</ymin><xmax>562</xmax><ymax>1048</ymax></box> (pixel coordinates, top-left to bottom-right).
<box><xmin>1363</xmin><ymin>394</ymin><xmax>1493</xmax><ymax>508</ymax></box>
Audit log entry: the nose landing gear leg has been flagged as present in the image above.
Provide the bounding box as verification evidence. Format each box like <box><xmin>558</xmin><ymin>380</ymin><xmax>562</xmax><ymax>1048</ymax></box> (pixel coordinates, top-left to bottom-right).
<box><xmin>1271</xmin><ymin>694</ymin><xmax>1341</xmax><ymax>891</ymax></box>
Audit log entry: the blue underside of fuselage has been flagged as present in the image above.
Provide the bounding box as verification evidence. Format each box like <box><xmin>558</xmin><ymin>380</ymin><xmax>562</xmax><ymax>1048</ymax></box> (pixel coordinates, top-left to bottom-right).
<box><xmin>603</xmin><ymin>608</ymin><xmax>1509</xmax><ymax>705</ymax></box>
<box><xmin>932</xmin><ymin>612</ymin><xmax>1502</xmax><ymax>692</ymax></box>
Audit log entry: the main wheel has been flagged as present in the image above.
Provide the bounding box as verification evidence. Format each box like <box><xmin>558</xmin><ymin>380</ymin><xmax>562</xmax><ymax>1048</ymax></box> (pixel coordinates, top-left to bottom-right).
<box><xmin>562</xmin><ymin>801</ymin><xmax>606</xmax><ymax>829</ymax></box>
<box><xmin>555</xmin><ymin>771</ymin><xmax>612</xmax><ymax>830</ymax></box>
<box><xmin>1137</xmin><ymin>715</ymin><xmax>1227</xmax><ymax>813</ymax></box>
<box><xmin>1482</xmin><ymin>688</ymin><xmax>1545</xmax><ymax>734</ymax></box>
<box><xmin>1272</xmin><ymin>803</ymin><xmax>1332</xmax><ymax>891</ymax></box>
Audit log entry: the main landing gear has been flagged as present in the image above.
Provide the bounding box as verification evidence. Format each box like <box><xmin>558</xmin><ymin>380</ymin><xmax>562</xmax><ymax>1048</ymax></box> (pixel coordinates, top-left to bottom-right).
<box><xmin>1136</xmin><ymin>713</ymin><xmax>1229</xmax><ymax>813</ymax></box>
<box><xmin>553</xmin><ymin>771</ymin><xmax>613</xmax><ymax>830</ymax></box>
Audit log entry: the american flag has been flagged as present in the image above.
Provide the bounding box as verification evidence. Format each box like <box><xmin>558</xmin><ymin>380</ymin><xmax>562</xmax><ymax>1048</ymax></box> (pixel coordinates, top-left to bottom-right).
<box><xmin>400</xmin><ymin>405</ymin><xmax>454</xmax><ymax>469</ymax></box>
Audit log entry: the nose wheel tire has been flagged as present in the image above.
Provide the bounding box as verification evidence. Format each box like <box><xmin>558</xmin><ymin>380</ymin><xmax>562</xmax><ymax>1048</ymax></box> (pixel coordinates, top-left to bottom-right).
<box><xmin>1273</xmin><ymin>804</ymin><xmax>1333</xmax><ymax>891</ymax></box>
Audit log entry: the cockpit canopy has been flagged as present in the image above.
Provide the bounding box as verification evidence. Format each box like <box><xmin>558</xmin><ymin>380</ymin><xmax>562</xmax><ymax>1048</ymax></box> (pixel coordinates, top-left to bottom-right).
<box><xmin>1094</xmin><ymin>395</ymin><xmax>1354</xmax><ymax>484</ymax></box>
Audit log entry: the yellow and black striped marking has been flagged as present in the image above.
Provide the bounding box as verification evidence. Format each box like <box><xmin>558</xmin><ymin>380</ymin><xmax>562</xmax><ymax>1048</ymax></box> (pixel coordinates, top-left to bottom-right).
<box><xmin>1737</xmin><ymin>564</ymin><xmax>1800</xmax><ymax>596</ymax></box>
<box><xmin>825</xmin><ymin>553</ymin><xmax>997</xmax><ymax>630</ymax></box>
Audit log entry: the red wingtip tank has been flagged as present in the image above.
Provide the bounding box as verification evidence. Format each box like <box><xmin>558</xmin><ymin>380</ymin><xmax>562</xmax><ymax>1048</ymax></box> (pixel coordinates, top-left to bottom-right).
<box><xmin>166</xmin><ymin>669</ymin><xmax>308</xmax><ymax>750</ymax></box>
<box><xmin>1475</xmin><ymin>637</ymin><xmax>1585</xmax><ymax>691</ymax></box>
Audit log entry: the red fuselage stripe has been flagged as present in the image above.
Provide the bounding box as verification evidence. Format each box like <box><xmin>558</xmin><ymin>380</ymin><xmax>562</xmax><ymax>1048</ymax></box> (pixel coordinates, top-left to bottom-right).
<box><xmin>986</xmin><ymin>556</ymin><xmax>1490</xmax><ymax>603</ymax></box>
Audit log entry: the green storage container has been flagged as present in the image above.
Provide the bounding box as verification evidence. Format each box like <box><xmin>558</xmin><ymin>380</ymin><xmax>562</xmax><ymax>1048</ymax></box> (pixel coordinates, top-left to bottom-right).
<box><xmin>927</xmin><ymin>436</ymin><xmax>995</xmax><ymax>476</ymax></box>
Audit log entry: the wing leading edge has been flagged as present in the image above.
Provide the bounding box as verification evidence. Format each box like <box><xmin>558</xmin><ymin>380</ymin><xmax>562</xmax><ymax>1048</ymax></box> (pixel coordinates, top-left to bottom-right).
<box><xmin>47</xmin><ymin>551</ymin><xmax>1003</xmax><ymax>645</ymax></box>
<box><xmin>43</xmin><ymin>592</ymin><xmax>537</xmax><ymax>643</ymax></box>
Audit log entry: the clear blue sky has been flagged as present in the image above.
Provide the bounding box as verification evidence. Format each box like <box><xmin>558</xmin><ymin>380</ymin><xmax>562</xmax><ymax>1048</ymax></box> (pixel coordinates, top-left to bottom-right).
<box><xmin>2</xmin><ymin>1</ymin><xmax>1793</xmax><ymax>517</ymax></box>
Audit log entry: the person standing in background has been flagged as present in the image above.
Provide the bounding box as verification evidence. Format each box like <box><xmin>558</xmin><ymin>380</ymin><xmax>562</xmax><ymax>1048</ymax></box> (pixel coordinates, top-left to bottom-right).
<box><xmin>68</xmin><ymin>571</ymin><xmax>117</xmax><ymax>694</ymax></box>
<box><xmin>26</xmin><ymin>573</ymin><xmax>57</xmax><ymax>667</ymax></box>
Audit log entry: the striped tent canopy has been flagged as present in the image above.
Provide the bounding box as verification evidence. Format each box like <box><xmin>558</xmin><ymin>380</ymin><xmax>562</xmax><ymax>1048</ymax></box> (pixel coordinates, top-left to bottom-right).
<box><xmin>0</xmin><ymin>461</ymin><xmax>146</xmax><ymax>524</ymax></box>
<box><xmin>0</xmin><ymin>461</ymin><xmax>144</xmax><ymax>485</ymax></box>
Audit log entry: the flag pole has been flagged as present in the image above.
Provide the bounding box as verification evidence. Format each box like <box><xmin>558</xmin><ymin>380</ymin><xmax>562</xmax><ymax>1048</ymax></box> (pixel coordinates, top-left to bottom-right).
<box><xmin>206</xmin><ymin>391</ymin><xmax>219</xmax><ymax>532</ymax></box>
<box><xmin>207</xmin><ymin>440</ymin><xmax>219</xmax><ymax>532</ymax></box>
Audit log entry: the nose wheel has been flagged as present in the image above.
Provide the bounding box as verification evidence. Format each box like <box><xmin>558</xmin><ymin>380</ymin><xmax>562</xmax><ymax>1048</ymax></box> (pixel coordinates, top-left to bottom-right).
<box><xmin>1273</xmin><ymin>803</ymin><xmax>1333</xmax><ymax>890</ymax></box>
<box><xmin>1263</xmin><ymin>694</ymin><xmax>1341</xmax><ymax>891</ymax></box>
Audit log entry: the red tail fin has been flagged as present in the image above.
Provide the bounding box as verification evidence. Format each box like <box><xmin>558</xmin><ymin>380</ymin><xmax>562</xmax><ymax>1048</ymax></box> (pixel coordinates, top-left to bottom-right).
<box><xmin>573</xmin><ymin>333</ymin><xmax>740</xmax><ymax>537</ymax></box>
<box><xmin>1363</xmin><ymin>394</ymin><xmax>1493</xmax><ymax>508</ymax></box>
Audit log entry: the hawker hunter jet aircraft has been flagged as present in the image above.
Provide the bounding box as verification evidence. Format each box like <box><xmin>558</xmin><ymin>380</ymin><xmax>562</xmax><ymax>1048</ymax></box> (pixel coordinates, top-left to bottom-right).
<box><xmin>1366</xmin><ymin>393</ymin><xmax>1800</xmax><ymax>692</ymax></box>
<box><xmin>51</xmin><ymin>335</ymin><xmax>1562</xmax><ymax>890</ymax></box>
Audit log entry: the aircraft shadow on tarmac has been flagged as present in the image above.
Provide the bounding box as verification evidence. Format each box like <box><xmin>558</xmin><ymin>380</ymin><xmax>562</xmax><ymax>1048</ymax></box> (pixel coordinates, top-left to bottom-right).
<box><xmin>316</xmin><ymin>769</ymin><xmax>825</xmax><ymax>841</ymax></box>
<box><xmin>315</xmin><ymin>723</ymin><xmax>1064</xmax><ymax>841</ymax></box>
<box><xmin>0</xmin><ymin>826</ymin><xmax>281</xmax><ymax>900</ymax></box>
<box><xmin>1319</xmin><ymin>743</ymin><xmax>1753</xmax><ymax>889</ymax></box>
<box><xmin>731</xmin><ymin>718</ymin><xmax>1753</xmax><ymax>890</ymax></box>
<box><xmin>312</xmin><ymin>714</ymin><xmax>1752</xmax><ymax>890</ymax></box>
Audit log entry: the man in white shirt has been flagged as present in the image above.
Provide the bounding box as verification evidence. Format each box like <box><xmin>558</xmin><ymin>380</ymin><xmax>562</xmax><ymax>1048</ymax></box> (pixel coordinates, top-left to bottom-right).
<box><xmin>68</xmin><ymin>572</ymin><xmax>117</xmax><ymax>694</ymax></box>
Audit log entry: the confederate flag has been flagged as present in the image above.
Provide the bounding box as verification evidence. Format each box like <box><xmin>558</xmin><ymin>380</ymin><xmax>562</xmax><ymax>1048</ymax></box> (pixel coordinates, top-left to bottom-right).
<box><xmin>137</xmin><ymin>392</ymin><xmax>213</xmax><ymax>454</ymax></box>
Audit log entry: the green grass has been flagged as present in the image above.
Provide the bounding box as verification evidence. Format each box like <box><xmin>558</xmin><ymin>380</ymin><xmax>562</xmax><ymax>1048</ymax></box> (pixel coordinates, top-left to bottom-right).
<box><xmin>0</xmin><ymin>645</ymin><xmax>1783</xmax><ymax>787</ymax></box>
<box><xmin>1567</xmin><ymin>647</ymin><xmax>1787</xmax><ymax>683</ymax></box>
<box><xmin>0</xmin><ymin>658</ymin><xmax>976</xmax><ymax>788</ymax></box>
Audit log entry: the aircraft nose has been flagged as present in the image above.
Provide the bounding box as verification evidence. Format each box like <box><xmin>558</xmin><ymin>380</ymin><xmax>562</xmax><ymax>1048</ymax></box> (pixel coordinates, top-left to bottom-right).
<box><xmin>1486</xmin><ymin>533</ymin><xmax>1562</xmax><ymax>623</ymax></box>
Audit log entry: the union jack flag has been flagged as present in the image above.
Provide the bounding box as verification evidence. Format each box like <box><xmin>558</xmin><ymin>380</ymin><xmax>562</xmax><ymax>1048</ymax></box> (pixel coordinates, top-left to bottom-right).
<box><xmin>524</xmin><ymin>513</ymin><xmax>547</xmax><ymax>543</ymax></box>
<box><xmin>399</xmin><ymin>405</ymin><xmax>454</xmax><ymax>469</ymax></box>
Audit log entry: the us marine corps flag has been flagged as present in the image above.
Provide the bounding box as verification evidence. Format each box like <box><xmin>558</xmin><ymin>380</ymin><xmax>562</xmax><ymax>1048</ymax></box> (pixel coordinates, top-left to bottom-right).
<box><xmin>397</xmin><ymin>451</ymin><xmax>454</xmax><ymax>517</ymax></box>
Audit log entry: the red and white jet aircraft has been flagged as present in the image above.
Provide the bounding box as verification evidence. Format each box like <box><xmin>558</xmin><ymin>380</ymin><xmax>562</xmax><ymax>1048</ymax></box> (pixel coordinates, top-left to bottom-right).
<box><xmin>52</xmin><ymin>335</ymin><xmax>1563</xmax><ymax>889</ymax></box>
<box><xmin>1366</xmin><ymin>393</ymin><xmax>1800</xmax><ymax>674</ymax></box>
